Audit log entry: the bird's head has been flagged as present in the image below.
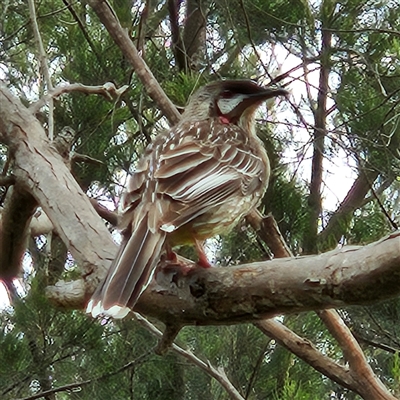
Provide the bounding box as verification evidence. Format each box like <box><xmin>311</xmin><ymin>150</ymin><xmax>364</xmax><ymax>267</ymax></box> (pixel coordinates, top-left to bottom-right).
<box><xmin>182</xmin><ymin>80</ymin><xmax>288</xmax><ymax>132</ymax></box>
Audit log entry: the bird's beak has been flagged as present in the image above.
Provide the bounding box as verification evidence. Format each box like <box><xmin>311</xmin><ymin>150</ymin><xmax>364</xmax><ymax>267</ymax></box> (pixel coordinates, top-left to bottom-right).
<box><xmin>226</xmin><ymin>87</ymin><xmax>288</xmax><ymax>122</ymax></box>
<box><xmin>248</xmin><ymin>87</ymin><xmax>289</xmax><ymax>100</ymax></box>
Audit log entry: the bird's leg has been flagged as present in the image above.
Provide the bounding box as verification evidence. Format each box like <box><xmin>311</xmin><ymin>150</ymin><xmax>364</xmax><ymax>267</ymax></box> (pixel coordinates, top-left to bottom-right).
<box><xmin>194</xmin><ymin>239</ymin><xmax>212</xmax><ymax>268</ymax></box>
<box><xmin>165</xmin><ymin>242</ymin><xmax>178</xmax><ymax>263</ymax></box>
<box><xmin>160</xmin><ymin>243</ymin><xmax>195</xmax><ymax>275</ymax></box>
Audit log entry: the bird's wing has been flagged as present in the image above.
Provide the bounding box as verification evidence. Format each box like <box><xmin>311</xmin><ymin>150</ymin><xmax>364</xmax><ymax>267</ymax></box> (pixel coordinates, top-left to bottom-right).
<box><xmin>150</xmin><ymin>120</ymin><xmax>269</xmax><ymax>231</ymax></box>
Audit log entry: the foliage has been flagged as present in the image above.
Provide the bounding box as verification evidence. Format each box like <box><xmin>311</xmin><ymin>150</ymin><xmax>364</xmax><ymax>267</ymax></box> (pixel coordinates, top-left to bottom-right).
<box><xmin>1</xmin><ymin>0</ymin><xmax>400</xmax><ymax>398</ymax></box>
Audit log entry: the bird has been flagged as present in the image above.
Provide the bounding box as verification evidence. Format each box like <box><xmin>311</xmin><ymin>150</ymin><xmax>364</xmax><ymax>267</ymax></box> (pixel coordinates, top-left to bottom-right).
<box><xmin>86</xmin><ymin>79</ymin><xmax>287</xmax><ymax>319</ymax></box>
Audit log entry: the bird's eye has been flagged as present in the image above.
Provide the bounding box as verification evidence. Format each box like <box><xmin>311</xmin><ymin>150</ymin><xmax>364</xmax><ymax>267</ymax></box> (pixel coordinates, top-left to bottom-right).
<box><xmin>220</xmin><ymin>90</ymin><xmax>235</xmax><ymax>99</ymax></box>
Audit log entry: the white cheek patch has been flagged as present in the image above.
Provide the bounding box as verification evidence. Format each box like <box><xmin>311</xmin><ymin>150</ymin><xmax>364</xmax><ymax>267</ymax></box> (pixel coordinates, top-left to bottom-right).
<box><xmin>217</xmin><ymin>95</ymin><xmax>245</xmax><ymax>115</ymax></box>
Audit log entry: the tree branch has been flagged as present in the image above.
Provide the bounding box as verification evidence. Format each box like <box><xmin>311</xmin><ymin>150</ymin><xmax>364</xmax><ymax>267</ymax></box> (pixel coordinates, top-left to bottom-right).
<box><xmin>168</xmin><ymin>0</ymin><xmax>186</xmax><ymax>71</ymax></box>
<box><xmin>246</xmin><ymin>210</ymin><xmax>292</xmax><ymax>258</ymax></box>
<box><xmin>89</xmin><ymin>198</ymin><xmax>118</xmax><ymax>226</ymax></box>
<box><xmin>254</xmin><ymin>319</ymin><xmax>355</xmax><ymax>391</ymax></box>
<box><xmin>86</xmin><ymin>0</ymin><xmax>181</xmax><ymax>125</ymax></box>
<box><xmin>318</xmin><ymin>309</ymin><xmax>397</xmax><ymax>400</ymax></box>
<box><xmin>46</xmin><ymin>232</ymin><xmax>400</xmax><ymax>325</ymax></box>
<box><xmin>303</xmin><ymin>27</ymin><xmax>332</xmax><ymax>254</ymax></box>
<box><xmin>0</xmin><ymin>84</ymin><xmax>116</xmax><ymax>292</ymax></box>
<box><xmin>27</xmin><ymin>0</ymin><xmax>55</xmax><ymax>140</ymax></box>
<box><xmin>134</xmin><ymin>313</ymin><xmax>245</xmax><ymax>400</ymax></box>
<box><xmin>0</xmin><ymin>184</ymin><xmax>37</xmax><ymax>279</ymax></box>
<box><xmin>318</xmin><ymin>169</ymin><xmax>379</xmax><ymax>251</ymax></box>
<box><xmin>30</xmin><ymin>82</ymin><xmax>129</xmax><ymax>113</ymax></box>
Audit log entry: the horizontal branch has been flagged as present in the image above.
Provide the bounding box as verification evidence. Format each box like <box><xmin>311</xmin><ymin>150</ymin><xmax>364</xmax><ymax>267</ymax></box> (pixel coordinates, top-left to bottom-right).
<box><xmin>47</xmin><ymin>232</ymin><xmax>400</xmax><ymax>325</ymax></box>
<box><xmin>30</xmin><ymin>82</ymin><xmax>129</xmax><ymax>113</ymax></box>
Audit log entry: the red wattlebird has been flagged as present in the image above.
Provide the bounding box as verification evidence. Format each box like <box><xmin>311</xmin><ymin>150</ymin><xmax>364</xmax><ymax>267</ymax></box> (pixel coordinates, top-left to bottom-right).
<box><xmin>87</xmin><ymin>80</ymin><xmax>287</xmax><ymax>318</ymax></box>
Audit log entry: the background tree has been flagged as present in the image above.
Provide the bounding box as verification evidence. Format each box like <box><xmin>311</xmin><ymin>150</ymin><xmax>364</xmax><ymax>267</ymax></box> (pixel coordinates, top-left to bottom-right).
<box><xmin>1</xmin><ymin>0</ymin><xmax>400</xmax><ymax>399</ymax></box>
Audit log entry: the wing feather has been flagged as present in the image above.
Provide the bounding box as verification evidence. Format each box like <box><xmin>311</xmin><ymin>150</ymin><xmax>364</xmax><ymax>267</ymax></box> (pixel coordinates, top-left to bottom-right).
<box><xmin>149</xmin><ymin>122</ymin><xmax>267</xmax><ymax>231</ymax></box>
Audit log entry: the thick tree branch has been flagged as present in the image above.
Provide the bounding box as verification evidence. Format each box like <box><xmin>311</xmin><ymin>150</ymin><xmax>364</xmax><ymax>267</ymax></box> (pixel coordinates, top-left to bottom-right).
<box><xmin>0</xmin><ymin>175</ymin><xmax>15</xmax><ymax>186</ymax></box>
<box><xmin>0</xmin><ymin>84</ymin><xmax>116</xmax><ymax>291</ymax></box>
<box><xmin>304</xmin><ymin>27</ymin><xmax>332</xmax><ymax>254</ymax></box>
<box><xmin>46</xmin><ymin>232</ymin><xmax>400</xmax><ymax>325</ymax></box>
<box><xmin>168</xmin><ymin>0</ymin><xmax>186</xmax><ymax>71</ymax></box>
<box><xmin>0</xmin><ymin>127</ymin><xmax>75</xmax><ymax>280</ymax></box>
<box><xmin>182</xmin><ymin>0</ymin><xmax>208</xmax><ymax>71</ymax></box>
<box><xmin>0</xmin><ymin>184</ymin><xmax>37</xmax><ymax>279</ymax></box>
<box><xmin>254</xmin><ymin>319</ymin><xmax>355</xmax><ymax>391</ymax></box>
<box><xmin>247</xmin><ymin>212</ymin><xmax>397</xmax><ymax>397</ymax></box>
<box><xmin>318</xmin><ymin>113</ymin><xmax>400</xmax><ymax>251</ymax></box>
<box><xmin>89</xmin><ymin>198</ymin><xmax>118</xmax><ymax>226</ymax></box>
<box><xmin>246</xmin><ymin>210</ymin><xmax>292</xmax><ymax>258</ymax></box>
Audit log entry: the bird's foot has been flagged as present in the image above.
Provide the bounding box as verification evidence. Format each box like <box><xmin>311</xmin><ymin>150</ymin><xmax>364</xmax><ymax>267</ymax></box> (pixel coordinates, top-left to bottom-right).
<box><xmin>196</xmin><ymin>252</ymin><xmax>212</xmax><ymax>268</ymax></box>
<box><xmin>160</xmin><ymin>251</ymin><xmax>195</xmax><ymax>275</ymax></box>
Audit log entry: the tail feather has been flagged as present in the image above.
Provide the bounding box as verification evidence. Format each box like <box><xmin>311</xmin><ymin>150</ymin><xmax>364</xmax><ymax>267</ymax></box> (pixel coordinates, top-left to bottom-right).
<box><xmin>87</xmin><ymin>213</ymin><xmax>166</xmax><ymax>318</ymax></box>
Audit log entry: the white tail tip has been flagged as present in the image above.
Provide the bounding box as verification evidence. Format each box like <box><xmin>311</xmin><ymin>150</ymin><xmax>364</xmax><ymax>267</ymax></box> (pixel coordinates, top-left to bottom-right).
<box><xmin>86</xmin><ymin>299</ymin><xmax>130</xmax><ymax>319</ymax></box>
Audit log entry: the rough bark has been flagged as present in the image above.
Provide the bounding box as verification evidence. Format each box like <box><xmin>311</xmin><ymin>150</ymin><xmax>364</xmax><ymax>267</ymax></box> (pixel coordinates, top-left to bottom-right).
<box><xmin>182</xmin><ymin>0</ymin><xmax>208</xmax><ymax>70</ymax></box>
<box><xmin>168</xmin><ymin>0</ymin><xmax>186</xmax><ymax>71</ymax></box>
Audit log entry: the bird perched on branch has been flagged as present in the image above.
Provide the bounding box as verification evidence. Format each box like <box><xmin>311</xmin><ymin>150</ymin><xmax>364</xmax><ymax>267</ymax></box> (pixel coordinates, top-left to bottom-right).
<box><xmin>87</xmin><ymin>80</ymin><xmax>287</xmax><ymax>318</ymax></box>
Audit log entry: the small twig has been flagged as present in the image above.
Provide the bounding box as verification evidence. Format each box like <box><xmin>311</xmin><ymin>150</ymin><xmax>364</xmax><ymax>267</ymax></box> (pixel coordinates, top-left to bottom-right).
<box><xmin>244</xmin><ymin>341</ymin><xmax>270</xmax><ymax>399</ymax></box>
<box><xmin>27</xmin><ymin>0</ymin><xmax>54</xmax><ymax>139</ymax></box>
<box><xmin>269</xmin><ymin>56</ymin><xmax>319</xmax><ymax>86</ymax></box>
<box><xmin>366</xmin><ymin>175</ymin><xmax>398</xmax><ymax>230</ymax></box>
<box><xmin>16</xmin><ymin>350</ymin><xmax>152</xmax><ymax>400</ymax></box>
<box><xmin>352</xmin><ymin>330</ymin><xmax>399</xmax><ymax>354</ymax></box>
<box><xmin>62</xmin><ymin>0</ymin><xmax>107</xmax><ymax>72</ymax></box>
<box><xmin>238</xmin><ymin>0</ymin><xmax>273</xmax><ymax>82</ymax></box>
<box><xmin>30</xmin><ymin>82</ymin><xmax>129</xmax><ymax>113</ymax></box>
<box><xmin>89</xmin><ymin>198</ymin><xmax>118</xmax><ymax>226</ymax></box>
<box><xmin>72</xmin><ymin>153</ymin><xmax>105</xmax><ymax>166</ymax></box>
<box><xmin>154</xmin><ymin>323</ymin><xmax>183</xmax><ymax>355</ymax></box>
<box><xmin>0</xmin><ymin>175</ymin><xmax>16</xmax><ymax>187</ymax></box>
<box><xmin>134</xmin><ymin>313</ymin><xmax>244</xmax><ymax>400</ymax></box>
